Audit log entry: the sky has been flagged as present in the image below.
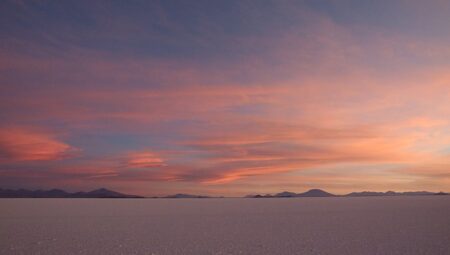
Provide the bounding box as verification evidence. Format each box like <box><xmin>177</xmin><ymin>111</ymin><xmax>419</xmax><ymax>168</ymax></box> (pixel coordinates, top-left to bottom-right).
<box><xmin>1</xmin><ymin>0</ymin><xmax>450</xmax><ymax>196</ymax></box>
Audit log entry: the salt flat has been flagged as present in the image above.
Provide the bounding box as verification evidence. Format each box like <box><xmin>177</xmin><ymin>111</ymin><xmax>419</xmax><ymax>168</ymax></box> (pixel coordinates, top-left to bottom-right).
<box><xmin>1</xmin><ymin>196</ymin><xmax>449</xmax><ymax>255</ymax></box>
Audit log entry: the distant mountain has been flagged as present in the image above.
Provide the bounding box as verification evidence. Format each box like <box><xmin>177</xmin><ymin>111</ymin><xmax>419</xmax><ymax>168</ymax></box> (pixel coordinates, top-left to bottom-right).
<box><xmin>164</xmin><ymin>193</ymin><xmax>210</xmax><ymax>198</ymax></box>
<box><xmin>402</xmin><ymin>191</ymin><xmax>436</xmax><ymax>196</ymax></box>
<box><xmin>345</xmin><ymin>191</ymin><xmax>392</xmax><ymax>197</ymax></box>
<box><xmin>245</xmin><ymin>194</ymin><xmax>273</xmax><ymax>198</ymax></box>
<box><xmin>2</xmin><ymin>188</ymin><xmax>447</xmax><ymax>199</ymax></box>
<box><xmin>248</xmin><ymin>189</ymin><xmax>336</xmax><ymax>198</ymax></box>
<box><xmin>0</xmin><ymin>188</ymin><xmax>71</xmax><ymax>198</ymax></box>
<box><xmin>274</xmin><ymin>191</ymin><xmax>298</xmax><ymax>197</ymax></box>
<box><xmin>0</xmin><ymin>188</ymin><xmax>143</xmax><ymax>198</ymax></box>
<box><xmin>246</xmin><ymin>189</ymin><xmax>447</xmax><ymax>198</ymax></box>
<box><xmin>71</xmin><ymin>188</ymin><xmax>143</xmax><ymax>198</ymax></box>
<box><xmin>345</xmin><ymin>191</ymin><xmax>438</xmax><ymax>197</ymax></box>
<box><xmin>297</xmin><ymin>189</ymin><xmax>336</xmax><ymax>197</ymax></box>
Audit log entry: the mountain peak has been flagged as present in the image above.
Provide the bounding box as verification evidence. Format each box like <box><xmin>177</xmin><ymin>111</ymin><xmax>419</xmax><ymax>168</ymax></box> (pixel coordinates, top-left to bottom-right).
<box><xmin>89</xmin><ymin>188</ymin><xmax>114</xmax><ymax>193</ymax></box>
<box><xmin>298</xmin><ymin>189</ymin><xmax>335</xmax><ymax>197</ymax></box>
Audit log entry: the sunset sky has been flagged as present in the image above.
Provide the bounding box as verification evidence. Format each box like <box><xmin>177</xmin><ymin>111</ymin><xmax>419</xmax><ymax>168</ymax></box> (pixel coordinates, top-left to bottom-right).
<box><xmin>1</xmin><ymin>0</ymin><xmax>450</xmax><ymax>196</ymax></box>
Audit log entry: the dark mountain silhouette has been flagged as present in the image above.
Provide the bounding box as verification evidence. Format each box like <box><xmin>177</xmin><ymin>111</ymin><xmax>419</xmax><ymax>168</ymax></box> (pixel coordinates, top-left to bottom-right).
<box><xmin>275</xmin><ymin>191</ymin><xmax>298</xmax><ymax>197</ymax></box>
<box><xmin>0</xmin><ymin>188</ymin><xmax>71</xmax><ymax>198</ymax></box>
<box><xmin>246</xmin><ymin>189</ymin><xmax>447</xmax><ymax>198</ymax></box>
<box><xmin>297</xmin><ymin>189</ymin><xmax>335</xmax><ymax>197</ymax></box>
<box><xmin>0</xmin><ymin>188</ymin><xmax>142</xmax><ymax>198</ymax></box>
<box><xmin>346</xmin><ymin>191</ymin><xmax>392</xmax><ymax>197</ymax></box>
<box><xmin>245</xmin><ymin>194</ymin><xmax>273</xmax><ymax>198</ymax></box>
<box><xmin>164</xmin><ymin>193</ymin><xmax>210</xmax><ymax>198</ymax></box>
<box><xmin>70</xmin><ymin>188</ymin><xmax>143</xmax><ymax>198</ymax></box>
<box><xmin>248</xmin><ymin>189</ymin><xmax>336</xmax><ymax>198</ymax></box>
<box><xmin>345</xmin><ymin>191</ymin><xmax>438</xmax><ymax>197</ymax></box>
<box><xmin>1</xmin><ymin>188</ymin><xmax>447</xmax><ymax>199</ymax></box>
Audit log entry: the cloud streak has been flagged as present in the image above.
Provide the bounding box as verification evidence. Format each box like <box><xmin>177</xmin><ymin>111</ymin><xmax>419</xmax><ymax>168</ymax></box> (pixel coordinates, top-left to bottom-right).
<box><xmin>0</xmin><ymin>128</ymin><xmax>78</xmax><ymax>162</ymax></box>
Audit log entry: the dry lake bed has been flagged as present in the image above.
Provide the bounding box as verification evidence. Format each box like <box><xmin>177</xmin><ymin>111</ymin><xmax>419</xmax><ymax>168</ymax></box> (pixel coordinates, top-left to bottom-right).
<box><xmin>1</xmin><ymin>196</ymin><xmax>449</xmax><ymax>255</ymax></box>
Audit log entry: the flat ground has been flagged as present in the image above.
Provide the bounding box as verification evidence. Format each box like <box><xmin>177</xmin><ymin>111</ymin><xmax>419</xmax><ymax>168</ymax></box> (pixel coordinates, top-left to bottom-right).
<box><xmin>1</xmin><ymin>196</ymin><xmax>449</xmax><ymax>255</ymax></box>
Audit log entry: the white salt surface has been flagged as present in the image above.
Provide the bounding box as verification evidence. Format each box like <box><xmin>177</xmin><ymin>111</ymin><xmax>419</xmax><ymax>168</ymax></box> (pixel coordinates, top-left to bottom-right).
<box><xmin>1</xmin><ymin>196</ymin><xmax>449</xmax><ymax>254</ymax></box>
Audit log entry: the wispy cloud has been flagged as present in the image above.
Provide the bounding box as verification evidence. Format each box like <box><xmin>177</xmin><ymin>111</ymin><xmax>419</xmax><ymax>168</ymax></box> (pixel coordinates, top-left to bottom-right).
<box><xmin>0</xmin><ymin>127</ymin><xmax>78</xmax><ymax>162</ymax></box>
<box><xmin>125</xmin><ymin>151</ymin><xmax>166</xmax><ymax>168</ymax></box>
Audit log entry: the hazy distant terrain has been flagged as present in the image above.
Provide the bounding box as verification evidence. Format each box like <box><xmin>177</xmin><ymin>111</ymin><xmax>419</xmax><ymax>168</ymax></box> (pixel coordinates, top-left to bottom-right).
<box><xmin>246</xmin><ymin>189</ymin><xmax>447</xmax><ymax>198</ymax></box>
<box><xmin>0</xmin><ymin>188</ymin><xmax>142</xmax><ymax>198</ymax></box>
<box><xmin>1</xmin><ymin>197</ymin><xmax>449</xmax><ymax>255</ymax></box>
<box><xmin>3</xmin><ymin>187</ymin><xmax>446</xmax><ymax>198</ymax></box>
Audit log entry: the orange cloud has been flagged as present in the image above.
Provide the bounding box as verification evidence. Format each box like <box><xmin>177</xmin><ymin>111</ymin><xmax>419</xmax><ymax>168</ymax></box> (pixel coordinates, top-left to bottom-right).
<box><xmin>395</xmin><ymin>155</ymin><xmax>450</xmax><ymax>178</ymax></box>
<box><xmin>125</xmin><ymin>151</ymin><xmax>166</xmax><ymax>168</ymax></box>
<box><xmin>0</xmin><ymin>128</ymin><xmax>78</xmax><ymax>162</ymax></box>
<box><xmin>151</xmin><ymin>122</ymin><xmax>418</xmax><ymax>184</ymax></box>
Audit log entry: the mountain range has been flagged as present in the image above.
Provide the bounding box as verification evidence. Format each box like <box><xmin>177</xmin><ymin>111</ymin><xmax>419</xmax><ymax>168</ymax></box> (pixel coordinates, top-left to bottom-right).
<box><xmin>245</xmin><ymin>189</ymin><xmax>448</xmax><ymax>198</ymax></box>
<box><xmin>0</xmin><ymin>188</ymin><xmax>448</xmax><ymax>198</ymax></box>
<box><xmin>247</xmin><ymin>189</ymin><xmax>336</xmax><ymax>198</ymax></box>
<box><xmin>345</xmin><ymin>191</ymin><xmax>437</xmax><ymax>197</ymax></box>
<box><xmin>0</xmin><ymin>188</ymin><xmax>143</xmax><ymax>198</ymax></box>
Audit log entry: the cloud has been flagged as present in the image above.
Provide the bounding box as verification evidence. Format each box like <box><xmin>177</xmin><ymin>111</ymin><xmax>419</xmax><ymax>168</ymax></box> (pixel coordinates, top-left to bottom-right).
<box><xmin>94</xmin><ymin>123</ymin><xmax>414</xmax><ymax>185</ymax></box>
<box><xmin>0</xmin><ymin>128</ymin><xmax>78</xmax><ymax>162</ymax></box>
<box><xmin>394</xmin><ymin>155</ymin><xmax>450</xmax><ymax>179</ymax></box>
<box><xmin>125</xmin><ymin>151</ymin><xmax>166</xmax><ymax>168</ymax></box>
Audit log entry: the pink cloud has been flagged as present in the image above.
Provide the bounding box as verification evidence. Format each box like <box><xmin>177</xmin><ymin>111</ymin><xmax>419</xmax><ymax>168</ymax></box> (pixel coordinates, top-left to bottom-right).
<box><xmin>0</xmin><ymin>127</ymin><xmax>78</xmax><ymax>162</ymax></box>
<box><xmin>125</xmin><ymin>151</ymin><xmax>166</xmax><ymax>168</ymax></box>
